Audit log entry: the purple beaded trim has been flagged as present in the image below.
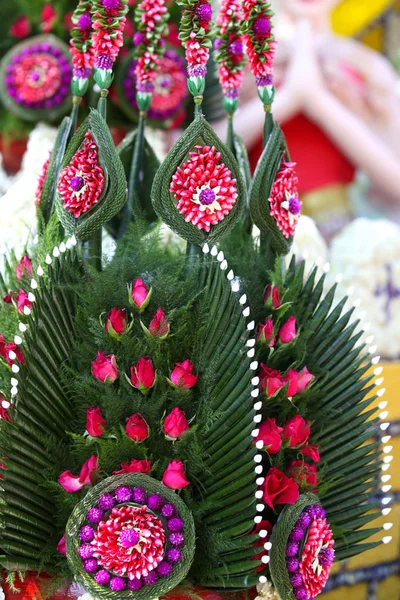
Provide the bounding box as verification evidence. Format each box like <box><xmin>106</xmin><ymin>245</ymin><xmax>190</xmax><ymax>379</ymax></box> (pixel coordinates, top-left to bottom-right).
<box><xmin>96</xmin><ymin>54</ymin><xmax>113</xmax><ymax>70</ymax></box>
<box><xmin>73</xmin><ymin>67</ymin><xmax>91</xmax><ymax>79</ymax></box>
<box><xmin>187</xmin><ymin>64</ymin><xmax>207</xmax><ymax>78</ymax></box>
<box><xmin>77</xmin><ymin>483</ymin><xmax>185</xmax><ymax>593</ymax></box>
<box><xmin>4</xmin><ymin>41</ymin><xmax>71</xmax><ymax>110</ymax></box>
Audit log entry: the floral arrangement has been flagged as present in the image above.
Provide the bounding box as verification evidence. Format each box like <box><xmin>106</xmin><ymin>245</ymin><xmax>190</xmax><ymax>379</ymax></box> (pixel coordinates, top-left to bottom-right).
<box><xmin>0</xmin><ymin>2</ymin><xmax>389</xmax><ymax>600</ymax></box>
<box><xmin>70</xmin><ymin>0</ymin><xmax>95</xmax><ymax>96</ymax></box>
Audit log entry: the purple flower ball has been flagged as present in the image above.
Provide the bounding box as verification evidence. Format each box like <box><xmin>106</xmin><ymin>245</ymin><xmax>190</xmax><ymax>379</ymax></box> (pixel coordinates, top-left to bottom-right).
<box><xmin>229</xmin><ymin>41</ymin><xmax>243</xmax><ymax>56</ymax></box>
<box><xmin>214</xmin><ymin>38</ymin><xmax>223</xmax><ymax>50</ymax></box>
<box><xmin>319</xmin><ymin>547</ymin><xmax>335</xmax><ymax>567</ymax></box>
<box><xmin>128</xmin><ymin>578</ymin><xmax>143</xmax><ymax>591</ymax></box>
<box><xmin>70</xmin><ymin>175</ymin><xmax>85</xmax><ymax>192</ymax></box>
<box><xmin>166</xmin><ymin>548</ymin><xmax>182</xmax><ymax>564</ymax></box>
<box><xmin>314</xmin><ymin>505</ymin><xmax>325</xmax><ymax>519</ymax></box>
<box><xmin>96</xmin><ymin>54</ymin><xmax>113</xmax><ymax>70</ymax></box>
<box><xmin>195</xmin><ymin>2</ymin><xmax>212</xmax><ymax>22</ymax></box>
<box><xmin>102</xmin><ymin>0</ymin><xmax>120</xmax><ymax>9</ymax></box>
<box><xmin>287</xmin><ymin>557</ymin><xmax>300</xmax><ymax>573</ymax></box>
<box><xmin>78</xmin><ymin>13</ymin><xmax>92</xmax><ymax>31</ymax></box>
<box><xmin>161</xmin><ymin>503</ymin><xmax>176</xmax><ymax>518</ymax></box>
<box><xmin>120</xmin><ymin>528</ymin><xmax>140</xmax><ymax>548</ymax></box>
<box><xmin>286</xmin><ymin>542</ymin><xmax>299</xmax><ymax>557</ymax></box>
<box><xmin>157</xmin><ymin>560</ymin><xmax>173</xmax><ymax>578</ymax></box>
<box><xmin>115</xmin><ymin>486</ymin><xmax>133</xmax><ymax>503</ymax></box>
<box><xmin>290</xmin><ymin>573</ymin><xmax>303</xmax><ymax>588</ymax></box>
<box><xmin>289</xmin><ymin>197</ymin><xmax>302</xmax><ymax>215</ymax></box>
<box><xmin>199</xmin><ymin>188</ymin><xmax>216</xmax><ymax>206</ymax></box>
<box><xmin>79</xmin><ymin>525</ymin><xmax>95</xmax><ymax>542</ymax></box>
<box><xmin>133</xmin><ymin>487</ymin><xmax>147</xmax><ymax>504</ymax></box>
<box><xmin>167</xmin><ymin>517</ymin><xmax>183</xmax><ymax>533</ymax></box>
<box><xmin>84</xmin><ymin>558</ymin><xmax>98</xmax><ymax>573</ymax></box>
<box><xmin>98</xmin><ymin>493</ymin><xmax>115</xmax><ymax>511</ymax></box>
<box><xmin>147</xmin><ymin>494</ymin><xmax>164</xmax><ymax>511</ymax></box>
<box><xmin>87</xmin><ymin>507</ymin><xmax>103</xmax><ymax>524</ymax></box>
<box><xmin>78</xmin><ymin>544</ymin><xmax>94</xmax><ymax>559</ymax></box>
<box><xmin>95</xmin><ymin>570</ymin><xmax>111</xmax><ymax>585</ymax></box>
<box><xmin>143</xmin><ymin>571</ymin><xmax>159</xmax><ymax>585</ymax></box>
<box><xmin>169</xmin><ymin>532</ymin><xmax>185</xmax><ymax>547</ymax></box>
<box><xmin>110</xmin><ymin>576</ymin><xmax>126</xmax><ymax>591</ymax></box>
<box><xmin>133</xmin><ymin>31</ymin><xmax>146</xmax><ymax>46</ymax></box>
<box><xmin>294</xmin><ymin>586</ymin><xmax>307</xmax><ymax>600</ymax></box>
<box><xmin>290</xmin><ymin>526</ymin><xmax>305</xmax><ymax>542</ymax></box>
<box><xmin>253</xmin><ymin>16</ymin><xmax>271</xmax><ymax>36</ymax></box>
<box><xmin>297</xmin><ymin>513</ymin><xmax>312</xmax><ymax>529</ymax></box>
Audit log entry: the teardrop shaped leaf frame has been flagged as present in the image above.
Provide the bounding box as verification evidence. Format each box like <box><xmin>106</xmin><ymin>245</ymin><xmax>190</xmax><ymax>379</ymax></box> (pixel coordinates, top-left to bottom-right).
<box><xmin>249</xmin><ymin>121</ymin><xmax>292</xmax><ymax>256</ymax></box>
<box><xmin>55</xmin><ymin>109</ymin><xmax>127</xmax><ymax>241</ymax></box>
<box><xmin>151</xmin><ymin>114</ymin><xmax>246</xmax><ymax>245</ymax></box>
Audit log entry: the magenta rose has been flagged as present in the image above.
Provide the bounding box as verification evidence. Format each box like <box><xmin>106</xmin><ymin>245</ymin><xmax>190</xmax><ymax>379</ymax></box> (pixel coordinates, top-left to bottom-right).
<box><xmin>287</xmin><ymin>460</ymin><xmax>319</xmax><ymax>488</ymax></box>
<box><xmin>92</xmin><ymin>352</ymin><xmax>119</xmax><ymax>383</ymax></box>
<box><xmin>283</xmin><ymin>414</ymin><xmax>311</xmax><ymax>448</ymax></box>
<box><xmin>297</xmin><ymin>366</ymin><xmax>314</xmax><ymax>393</ymax></box>
<box><xmin>162</xmin><ymin>460</ymin><xmax>190</xmax><ymax>489</ymax></box>
<box><xmin>264</xmin><ymin>284</ymin><xmax>281</xmax><ymax>309</ymax></box>
<box><xmin>301</xmin><ymin>443</ymin><xmax>320</xmax><ymax>463</ymax></box>
<box><xmin>125</xmin><ymin>413</ymin><xmax>149</xmax><ymax>442</ymax></box>
<box><xmin>16</xmin><ymin>255</ymin><xmax>32</xmax><ymax>281</ymax></box>
<box><xmin>163</xmin><ymin>407</ymin><xmax>189</xmax><ymax>440</ymax></box>
<box><xmin>3</xmin><ymin>342</ymin><xmax>24</xmax><ymax>366</ymax></box>
<box><xmin>57</xmin><ymin>533</ymin><xmax>67</xmax><ymax>555</ymax></box>
<box><xmin>105</xmin><ymin>307</ymin><xmax>128</xmax><ymax>339</ymax></box>
<box><xmin>58</xmin><ymin>455</ymin><xmax>99</xmax><ymax>493</ymax></box>
<box><xmin>129</xmin><ymin>278</ymin><xmax>152</xmax><ymax>312</ymax></box>
<box><xmin>129</xmin><ymin>356</ymin><xmax>156</xmax><ymax>394</ymax></box>
<box><xmin>257</xmin><ymin>318</ymin><xmax>275</xmax><ymax>346</ymax></box>
<box><xmin>169</xmin><ymin>359</ymin><xmax>198</xmax><ymax>389</ymax></box>
<box><xmin>278</xmin><ymin>316</ymin><xmax>297</xmax><ymax>344</ymax></box>
<box><xmin>261</xmin><ymin>466</ymin><xmax>299</xmax><ymax>509</ymax></box>
<box><xmin>16</xmin><ymin>289</ymin><xmax>32</xmax><ymax>314</ymax></box>
<box><xmin>148</xmin><ymin>308</ymin><xmax>169</xmax><ymax>339</ymax></box>
<box><xmin>113</xmin><ymin>458</ymin><xmax>151</xmax><ymax>475</ymax></box>
<box><xmin>255</xmin><ymin>418</ymin><xmax>283</xmax><ymax>454</ymax></box>
<box><xmin>86</xmin><ymin>407</ymin><xmax>107</xmax><ymax>437</ymax></box>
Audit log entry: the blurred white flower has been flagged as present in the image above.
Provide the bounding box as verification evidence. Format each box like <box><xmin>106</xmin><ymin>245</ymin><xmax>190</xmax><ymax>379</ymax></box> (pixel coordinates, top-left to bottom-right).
<box><xmin>288</xmin><ymin>215</ymin><xmax>329</xmax><ymax>277</ymax></box>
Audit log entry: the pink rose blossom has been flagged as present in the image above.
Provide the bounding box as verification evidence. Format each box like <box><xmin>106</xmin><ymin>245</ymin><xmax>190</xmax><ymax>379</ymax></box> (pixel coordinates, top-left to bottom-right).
<box><xmin>58</xmin><ymin>455</ymin><xmax>99</xmax><ymax>493</ymax></box>
<box><xmin>169</xmin><ymin>359</ymin><xmax>198</xmax><ymax>389</ymax></box>
<box><xmin>278</xmin><ymin>316</ymin><xmax>297</xmax><ymax>344</ymax></box>
<box><xmin>92</xmin><ymin>352</ymin><xmax>119</xmax><ymax>383</ymax></box>
<box><xmin>162</xmin><ymin>460</ymin><xmax>190</xmax><ymax>489</ymax></box>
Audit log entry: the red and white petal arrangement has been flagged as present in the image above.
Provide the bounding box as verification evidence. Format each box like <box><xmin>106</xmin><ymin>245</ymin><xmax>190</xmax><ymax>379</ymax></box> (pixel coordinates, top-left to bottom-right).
<box><xmin>70</xmin><ymin>0</ymin><xmax>95</xmax><ymax>94</ymax></box>
<box><xmin>242</xmin><ymin>0</ymin><xmax>277</xmax><ymax>94</ymax></box>
<box><xmin>269</xmin><ymin>161</ymin><xmax>301</xmax><ymax>238</ymax></box>
<box><xmin>91</xmin><ymin>0</ymin><xmax>129</xmax><ymax>87</ymax></box>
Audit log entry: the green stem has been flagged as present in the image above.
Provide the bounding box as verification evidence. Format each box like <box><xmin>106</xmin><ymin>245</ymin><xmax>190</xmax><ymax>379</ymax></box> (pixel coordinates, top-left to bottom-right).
<box><xmin>263</xmin><ymin>109</ymin><xmax>273</xmax><ymax>146</ymax></box>
<box><xmin>194</xmin><ymin>99</ymin><xmax>203</xmax><ymax>118</ymax></box>
<box><xmin>260</xmin><ymin>109</ymin><xmax>276</xmax><ymax>269</ymax></box>
<box><xmin>226</xmin><ymin>115</ymin><xmax>234</xmax><ymax>153</ymax></box>
<box><xmin>70</xmin><ymin>98</ymin><xmax>81</xmax><ymax>134</ymax></box>
<box><xmin>83</xmin><ymin>229</ymin><xmax>102</xmax><ymax>272</ymax></box>
<box><xmin>97</xmin><ymin>93</ymin><xmax>108</xmax><ymax>120</ymax></box>
<box><xmin>186</xmin><ymin>242</ymin><xmax>202</xmax><ymax>272</ymax></box>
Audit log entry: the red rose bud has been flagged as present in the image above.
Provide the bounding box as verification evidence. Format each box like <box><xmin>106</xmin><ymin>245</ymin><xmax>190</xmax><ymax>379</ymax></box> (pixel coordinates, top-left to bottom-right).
<box><xmin>129</xmin><ymin>357</ymin><xmax>156</xmax><ymax>394</ymax></box>
<box><xmin>58</xmin><ymin>455</ymin><xmax>99</xmax><ymax>493</ymax></box>
<box><xmin>255</xmin><ymin>418</ymin><xmax>283</xmax><ymax>454</ymax></box>
<box><xmin>264</xmin><ymin>284</ymin><xmax>281</xmax><ymax>309</ymax></box>
<box><xmin>16</xmin><ymin>255</ymin><xmax>32</xmax><ymax>281</ymax></box>
<box><xmin>16</xmin><ymin>289</ymin><xmax>32</xmax><ymax>314</ymax></box>
<box><xmin>163</xmin><ymin>407</ymin><xmax>189</xmax><ymax>440</ymax></box>
<box><xmin>297</xmin><ymin>366</ymin><xmax>313</xmax><ymax>393</ymax></box>
<box><xmin>300</xmin><ymin>443</ymin><xmax>320</xmax><ymax>463</ymax></box>
<box><xmin>125</xmin><ymin>413</ymin><xmax>149</xmax><ymax>442</ymax></box>
<box><xmin>4</xmin><ymin>342</ymin><xmax>24</xmax><ymax>366</ymax></box>
<box><xmin>3</xmin><ymin>292</ymin><xmax>13</xmax><ymax>304</ymax></box>
<box><xmin>129</xmin><ymin>278</ymin><xmax>152</xmax><ymax>312</ymax></box>
<box><xmin>41</xmin><ymin>3</ymin><xmax>57</xmax><ymax>32</ymax></box>
<box><xmin>57</xmin><ymin>534</ymin><xmax>67</xmax><ymax>555</ymax></box>
<box><xmin>283</xmin><ymin>414</ymin><xmax>311</xmax><ymax>448</ymax></box>
<box><xmin>261</xmin><ymin>466</ymin><xmax>299</xmax><ymax>509</ymax></box>
<box><xmin>105</xmin><ymin>307</ymin><xmax>129</xmax><ymax>339</ymax></box>
<box><xmin>259</xmin><ymin>364</ymin><xmax>285</xmax><ymax>397</ymax></box>
<box><xmin>169</xmin><ymin>359</ymin><xmax>198</xmax><ymax>389</ymax></box>
<box><xmin>113</xmin><ymin>458</ymin><xmax>151</xmax><ymax>475</ymax></box>
<box><xmin>284</xmin><ymin>369</ymin><xmax>299</xmax><ymax>396</ymax></box>
<box><xmin>86</xmin><ymin>407</ymin><xmax>107</xmax><ymax>437</ymax></box>
<box><xmin>0</xmin><ymin>394</ymin><xmax>12</xmax><ymax>422</ymax></box>
<box><xmin>278</xmin><ymin>316</ymin><xmax>297</xmax><ymax>344</ymax></box>
<box><xmin>287</xmin><ymin>460</ymin><xmax>318</xmax><ymax>487</ymax></box>
<box><xmin>162</xmin><ymin>460</ymin><xmax>190</xmax><ymax>490</ymax></box>
<box><xmin>10</xmin><ymin>15</ymin><xmax>31</xmax><ymax>38</ymax></box>
<box><xmin>0</xmin><ymin>336</ymin><xmax>6</xmax><ymax>362</ymax></box>
<box><xmin>92</xmin><ymin>352</ymin><xmax>119</xmax><ymax>383</ymax></box>
<box><xmin>147</xmin><ymin>308</ymin><xmax>169</xmax><ymax>340</ymax></box>
<box><xmin>257</xmin><ymin>318</ymin><xmax>275</xmax><ymax>346</ymax></box>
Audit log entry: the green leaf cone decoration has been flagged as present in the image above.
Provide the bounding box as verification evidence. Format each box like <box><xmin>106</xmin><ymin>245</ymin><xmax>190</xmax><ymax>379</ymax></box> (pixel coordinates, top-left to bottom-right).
<box><xmin>152</xmin><ymin>114</ymin><xmax>246</xmax><ymax>246</ymax></box>
<box><xmin>55</xmin><ymin>109</ymin><xmax>127</xmax><ymax>241</ymax></box>
<box><xmin>232</xmin><ymin>133</ymin><xmax>252</xmax><ymax>193</ymax></box>
<box><xmin>249</xmin><ymin>121</ymin><xmax>290</xmax><ymax>255</ymax></box>
<box><xmin>66</xmin><ymin>474</ymin><xmax>196</xmax><ymax>599</ymax></box>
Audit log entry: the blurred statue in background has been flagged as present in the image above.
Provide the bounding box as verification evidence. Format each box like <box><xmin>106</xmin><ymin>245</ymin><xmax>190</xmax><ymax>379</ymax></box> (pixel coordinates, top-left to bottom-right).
<box><xmin>214</xmin><ymin>0</ymin><xmax>400</xmax><ymax>239</ymax></box>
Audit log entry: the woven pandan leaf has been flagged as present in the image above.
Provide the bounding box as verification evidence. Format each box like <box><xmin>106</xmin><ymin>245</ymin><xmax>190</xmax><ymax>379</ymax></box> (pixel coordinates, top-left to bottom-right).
<box><xmin>55</xmin><ymin>109</ymin><xmax>127</xmax><ymax>241</ymax></box>
<box><xmin>233</xmin><ymin>133</ymin><xmax>251</xmax><ymax>192</ymax></box>
<box><xmin>151</xmin><ymin>114</ymin><xmax>245</xmax><ymax>245</ymax></box>
<box><xmin>248</xmin><ymin>121</ymin><xmax>291</xmax><ymax>255</ymax></box>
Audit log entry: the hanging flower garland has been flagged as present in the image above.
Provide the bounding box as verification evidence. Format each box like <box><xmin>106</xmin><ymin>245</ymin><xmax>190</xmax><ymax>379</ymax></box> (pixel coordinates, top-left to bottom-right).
<box><xmin>70</xmin><ymin>0</ymin><xmax>95</xmax><ymax>97</ymax></box>
<box><xmin>242</xmin><ymin>0</ymin><xmax>277</xmax><ymax>107</ymax></box>
<box><xmin>133</xmin><ymin>0</ymin><xmax>169</xmax><ymax>112</ymax></box>
<box><xmin>91</xmin><ymin>0</ymin><xmax>129</xmax><ymax>89</ymax></box>
<box><xmin>177</xmin><ymin>0</ymin><xmax>215</xmax><ymax>99</ymax></box>
<box><xmin>214</xmin><ymin>0</ymin><xmax>247</xmax><ymax>114</ymax></box>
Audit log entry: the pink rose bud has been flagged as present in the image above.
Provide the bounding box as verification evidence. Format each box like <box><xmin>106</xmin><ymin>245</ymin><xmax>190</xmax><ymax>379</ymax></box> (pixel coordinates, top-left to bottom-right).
<box><xmin>297</xmin><ymin>366</ymin><xmax>313</xmax><ymax>393</ymax></box>
<box><xmin>105</xmin><ymin>307</ymin><xmax>128</xmax><ymax>339</ymax></box>
<box><xmin>16</xmin><ymin>289</ymin><xmax>32</xmax><ymax>314</ymax></box>
<box><xmin>283</xmin><ymin>414</ymin><xmax>311</xmax><ymax>448</ymax></box>
<box><xmin>125</xmin><ymin>413</ymin><xmax>149</xmax><ymax>442</ymax></box>
<box><xmin>147</xmin><ymin>308</ymin><xmax>169</xmax><ymax>339</ymax></box>
<box><xmin>257</xmin><ymin>318</ymin><xmax>275</xmax><ymax>346</ymax></box>
<box><xmin>163</xmin><ymin>407</ymin><xmax>189</xmax><ymax>440</ymax></box>
<box><xmin>129</xmin><ymin>357</ymin><xmax>156</xmax><ymax>394</ymax></box>
<box><xmin>10</xmin><ymin>15</ymin><xmax>31</xmax><ymax>38</ymax></box>
<box><xmin>278</xmin><ymin>316</ymin><xmax>297</xmax><ymax>344</ymax></box>
<box><xmin>86</xmin><ymin>407</ymin><xmax>107</xmax><ymax>437</ymax></box>
<box><xmin>113</xmin><ymin>458</ymin><xmax>151</xmax><ymax>475</ymax></box>
<box><xmin>16</xmin><ymin>255</ymin><xmax>32</xmax><ymax>281</ymax></box>
<box><xmin>129</xmin><ymin>278</ymin><xmax>152</xmax><ymax>312</ymax></box>
<box><xmin>255</xmin><ymin>418</ymin><xmax>283</xmax><ymax>454</ymax></box>
<box><xmin>169</xmin><ymin>359</ymin><xmax>198</xmax><ymax>389</ymax></box>
<box><xmin>92</xmin><ymin>352</ymin><xmax>119</xmax><ymax>384</ymax></box>
<box><xmin>264</xmin><ymin>284</ymin><xmax>281</xmax><ymax>309</ymax></box>
<box><xmin>58</xmin><ymin>455</ymin><xmax>99</xmax><ymax>493</ymax></box>
<box><xmin>162</xmin><ymin>460</ymin><xmax>190</xmax><ymax>490</ymax></box>
<box><xmin>57</xmin><ymin>533</ymin><xmax>67</xmax><ymax>555</ymax></box>
<box><xmin>300</xmin><ymin>443</ymin><xmax>320</xmax><ymax>463</ymax></box>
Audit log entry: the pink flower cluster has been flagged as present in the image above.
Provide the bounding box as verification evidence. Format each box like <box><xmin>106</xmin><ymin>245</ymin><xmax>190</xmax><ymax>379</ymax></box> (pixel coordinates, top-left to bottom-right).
<box><xmin>179</xmin><ymin>0</ymin><xmax>214</xmax><ymax>79</ymax></box>
<box><xmin>134</xmin><ymin>0</ymin><xmax>168</xmax><ymax>92</ymax></box>
<box><xmin>215</xmin><ymin>0</ymin><xmax>246</xmax><ymax>98</ymax></box>
<box><xmin>259</xmin><ymin>364</ymin><xmax>313</xmax><ymax>398</ymax></box>
<box><xmin>255</xmin><ymin>414</ymin><xmax>320</xmax><ymax>464</ymax></box>
<box><xmin>170</xmin><ymin>145</ymin><xmax>238</xmax><ymax>233</ymax></box>
<box><xmin>92</xmin><ymin>0</ymin><xmax>128</xmax><ymax>69</ymax></box>
<box><xmin>269</xmin><ymin>161</ymin><xmax>301</xmax><ymax>238</ymax></box>
<box><xmin>70</xmin><ymin>0</ymin><xmax>96</xmax><ymax>77</ymax></box>
<box><xmin>242</xmin><ymin>0</ymin><xmax>277</xmax><ymax>86</ymax></box>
